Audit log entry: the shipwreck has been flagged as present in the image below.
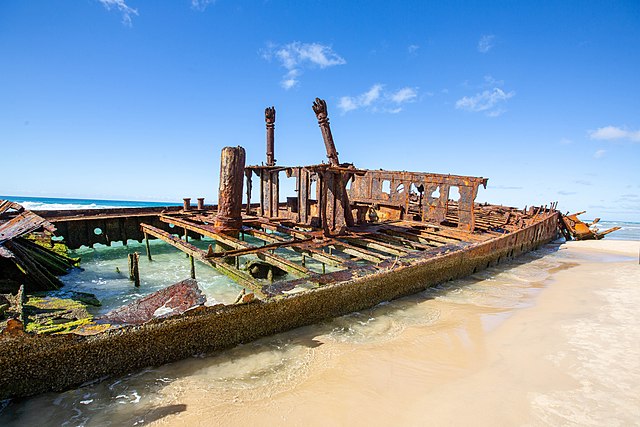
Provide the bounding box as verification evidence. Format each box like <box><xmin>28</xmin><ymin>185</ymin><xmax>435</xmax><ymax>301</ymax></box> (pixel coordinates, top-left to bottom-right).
<box><xmin>0</xmin><ymin>98</ymin><xmax>618</xmax><ymax>399</ymax></box>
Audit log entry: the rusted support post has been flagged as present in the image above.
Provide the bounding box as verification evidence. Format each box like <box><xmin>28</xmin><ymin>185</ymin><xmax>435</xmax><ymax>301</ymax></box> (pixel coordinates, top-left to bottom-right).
<box><xmin>311</xmin><ymin>98</ymin><xmax>354</xmax><ymax>235</ymax></box>
<box><xmin>144</xmin><ymin>232</ymin><xmax>152</xmax><ymax>261</ymax></box>
<box><xmin>312</xmin><ymin>98</ymin><xmax>340</xmax><ymax>166</ymax></box>
<box><xmin>183</xmin><ymin>198</ymin><xmax>191</xmax><ymax>211</ymax></box>
<box><xmin>197</xmin><ymin>198</ymin><xmax>205</xmax><ymax>210</ymax></box>
<box><xmin>215</xmin><ymin>146</ymin><xmax>246</xmax><ymax>231</ymax></box>
<box><xmin>184</xmin><ymin>228</ymin><xmax>189</xmax><ymax>258</ymax></box>
<box><xmin>128</xmin><ymin>252</ymin><xmax>140</xmax><ymax>287</ymax></box>
<box><xmin>245</xmin><ymin>169</ymin><xmax>253</xmax><ymax>215</ymax></box>
<box><xmin>265</xmin><ymin>106</ymin><xmax>276</xmax><ymax>167</ymax></box>
<box><xmin>189</xmin><ymin>255</ymin><xmax>196</xmax><ymax>279</ymax></box>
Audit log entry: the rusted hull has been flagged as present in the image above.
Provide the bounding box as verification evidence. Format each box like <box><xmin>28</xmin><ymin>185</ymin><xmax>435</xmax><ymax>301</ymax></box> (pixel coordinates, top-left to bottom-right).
<box><xmin>0</xmin><ymin>211</ymin><xmax>559</xmax><ymax>399</ymax></box>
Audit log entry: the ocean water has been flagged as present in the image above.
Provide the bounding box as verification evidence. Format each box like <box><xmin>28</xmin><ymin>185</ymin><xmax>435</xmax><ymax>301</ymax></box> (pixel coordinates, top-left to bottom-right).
<box><xmin>590</xmin><ymin>220</ymin><xmax>640</xmax><ymax>240</ymax></box>
<box><xmin>0</xmin><ymin>195</ymin><xmax>180</xmax><ymax>211</ymax></box>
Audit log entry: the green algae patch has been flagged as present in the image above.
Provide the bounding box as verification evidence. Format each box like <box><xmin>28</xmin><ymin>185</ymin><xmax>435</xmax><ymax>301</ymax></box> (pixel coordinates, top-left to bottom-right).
<box><xmin>24</xmin><ymin>296</ymin><xmax>94</xmax><ymax>334</ymax></box>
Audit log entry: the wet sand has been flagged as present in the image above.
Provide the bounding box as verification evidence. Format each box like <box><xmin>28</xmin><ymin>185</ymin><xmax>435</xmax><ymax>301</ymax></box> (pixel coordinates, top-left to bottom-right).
<box><xmin>152</xmin><ymin>240</ymin><xmax>640</xmax><ymax>426</ymax></box>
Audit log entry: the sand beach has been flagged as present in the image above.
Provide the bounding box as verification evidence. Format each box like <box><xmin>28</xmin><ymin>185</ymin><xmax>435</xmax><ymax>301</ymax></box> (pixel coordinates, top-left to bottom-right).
<box><xmin>147</xmin><ymin>239</ymin><xmax>639</xmax><ymax>426</ymax></box>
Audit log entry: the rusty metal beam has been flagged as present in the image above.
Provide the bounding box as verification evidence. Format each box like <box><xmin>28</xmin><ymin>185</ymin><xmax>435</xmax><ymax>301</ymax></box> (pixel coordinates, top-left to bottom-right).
<box><xmin>362</xmin><ymin>230</ymin><xmax>433</xmax><ymax>251</ymax></box>
<box><xmin>329</xmin><ymin>241</ymin><xmax>386</xmax><ymax>264</ymax></box>
<box><xmin>254</xmin><ymin>221</ymin><xmax>315</xmax><ymax>240</ymax></box>
<box><xmin>377</xmin><ymin>227</ymin><xmax>444</xmax><ymax>248</ymax></box>
<box><xmin>208</xmin><ymin>237</ymin><xmax>314</xmax><ymax>258</ymax></box>
<box><xmin>242</xmin><ymin>227</ymin><xmax>345</xmax><ymax>268</ymax></box>
<box><xmin>140</xmin><ymin>223</ymin><xmax>265</xmax><ymax>298</ymax></box>
<box><xmin>160</xmin><ymin>215</ymin><xmax>311</xmax><ymax>277</ymax></box>
<box><xmin>340</xmin><ymin>236</ymin><xmax>409</xmax><ymax>257</ymax></box>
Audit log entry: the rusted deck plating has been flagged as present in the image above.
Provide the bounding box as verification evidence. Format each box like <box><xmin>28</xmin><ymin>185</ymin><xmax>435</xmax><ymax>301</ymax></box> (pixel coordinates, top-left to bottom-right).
<box><xmin>135</xmin><ymin>98</ymin><xmax>557</xmax><ymax>300</ymax></box>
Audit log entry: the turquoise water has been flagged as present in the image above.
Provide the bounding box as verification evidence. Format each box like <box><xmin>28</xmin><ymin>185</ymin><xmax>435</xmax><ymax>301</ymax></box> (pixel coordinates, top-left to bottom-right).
<box><xmin>1</xmin><ymin>195</ymin><xmax>337</xmax><ymax>312</ymax></box>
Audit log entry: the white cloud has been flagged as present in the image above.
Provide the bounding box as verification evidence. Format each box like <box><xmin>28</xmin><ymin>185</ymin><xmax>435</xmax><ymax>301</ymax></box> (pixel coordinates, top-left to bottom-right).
<box><xmin>486</xmin><ymin>108</ymin><xmax>506</xmax><ymax>117</ymax></box>
<box><xmin>478</xmin><ymin>35</ymin><xmax>495</xmax><ymax>53</ymax></box>
<box><xmin>263</xmin><ymin>42</ymin><xmax>345</xmax><ymax>90</ymax></box>
<box><xmin>455</xmin><ymin>87</ymin><xmax>514</xmax><ymax>116</ymax></box>
<box><xmin>281</xmin><ymin>69</ymin><xmax>300</xmax><ymax>90</ymax></box>
<box><xmin>191</xmin><ymin>0</ymin><xmax>215</xmax><ymax>11</ymax></box>
<box><xmin>339</xmin><ymin>84</ymin><xmax>383</xmax><ymax>113</ymax></box>
<box><xmin>338</xmin><ymin>96</ymin><xmax>358</xmax><ymax>113</ymax></box>
<box><xmin>589</xmin><ymin>126</ymin><xmax>640</xmax><ymax>142</ymax></box>
<box><xmin>338</xmin><ymin>84</ymin><xmax>418</xmax><ymax>114</ymax></box>
<box><xmin>389</xmin><ymin>87</ymin><xmax>418</xmax><ymax>104</ymax></box>
<box><xmin>361</xmin><ymin>84</ymin><xmax>383</xmax><ymax>106</ymax></box>
<box><xmin>408</xmin><ymin>44</ymin><xmax>420</xmax><ymax>54</ymax></box>
<box><xmin>593</xmin><ymin>149</ymin><xmax>606</xmax><ymax>159</ymax></box>
<box><xmin>98</xmin><ymin>0</ymin><xmax>138</xmax><ymax>26</ymax></box>
<box><xmin>483</xmin><ymin>75</ymin><xmax>503</xmax><ymax>87</ymax></box>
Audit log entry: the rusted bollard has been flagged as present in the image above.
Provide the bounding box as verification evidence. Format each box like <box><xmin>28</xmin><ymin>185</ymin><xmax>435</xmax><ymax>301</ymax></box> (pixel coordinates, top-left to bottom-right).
<box><xmin>197</xmin><ymin>197</ymin><xmax>205</xmax><ymax>210</ymax></box>
<box><xmin>183</xmin><ymin>198</ymin><xmax>191</xmax><ymax>211</ymax></box>
<box><xmin>215</xmin><ymin>146</ymin><xmax>245</xmax><ymax>231</ymax></box>
<box><xmin>128</xmin><ymin>252</ymin><xmax>140</xmax><ymax>287</ymax></box>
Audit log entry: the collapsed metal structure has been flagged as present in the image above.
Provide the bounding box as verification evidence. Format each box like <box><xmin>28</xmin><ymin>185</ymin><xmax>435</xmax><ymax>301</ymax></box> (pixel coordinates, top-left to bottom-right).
<box><xmin>2</xmin><ymin>98</ymin><xmax>610</xmax><ymax>399</ymax></box>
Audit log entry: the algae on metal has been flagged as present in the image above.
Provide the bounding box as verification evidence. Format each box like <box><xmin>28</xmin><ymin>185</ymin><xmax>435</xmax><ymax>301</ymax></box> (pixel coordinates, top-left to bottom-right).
<box><xmin>23</xmin><ymin>296</ymin><xmax>94</xmax><ymax>334</ymax></box>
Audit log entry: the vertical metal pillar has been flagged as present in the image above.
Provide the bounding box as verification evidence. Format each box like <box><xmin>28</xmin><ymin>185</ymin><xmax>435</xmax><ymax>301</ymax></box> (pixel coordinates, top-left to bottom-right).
<box><xmin>215</xmin><ymin>146</ymin><xmax>246</xmax><ymax>231</ymax></box>
<box><xmin>265</xmin><ymin>106</ymin><xmax>276</xmax><ymax>167</ymax></box>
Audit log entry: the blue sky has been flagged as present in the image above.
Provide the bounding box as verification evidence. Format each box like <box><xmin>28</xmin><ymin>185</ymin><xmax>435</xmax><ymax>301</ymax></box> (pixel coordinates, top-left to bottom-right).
<box><xmin>1</xmin><ymin>1</ymin><xmax>639</xmax><ymax>221</ymax></box>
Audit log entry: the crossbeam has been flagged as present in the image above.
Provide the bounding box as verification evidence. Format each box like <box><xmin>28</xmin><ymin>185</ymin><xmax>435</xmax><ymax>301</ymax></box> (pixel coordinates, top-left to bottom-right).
<box><xmin>243</xmin><ymin>227</ymin><xmax>345</xmax><ymax>267</ymax></box>
<box><xmin>140</xmin><ymin>223</ymin><xmax>266</xmax><ymax>298</ymax></box>
<box><xmin>160</xmin><ymin>215</ymin><xmax>311</xmax><ymax>277</ymax></box>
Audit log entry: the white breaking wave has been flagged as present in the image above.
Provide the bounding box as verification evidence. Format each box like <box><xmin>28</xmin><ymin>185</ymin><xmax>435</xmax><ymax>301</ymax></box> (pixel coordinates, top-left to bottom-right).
<box><xmin>19</xmin><ymin>202</ymin><xmax>121</xmax><ymax>211</ymax></box>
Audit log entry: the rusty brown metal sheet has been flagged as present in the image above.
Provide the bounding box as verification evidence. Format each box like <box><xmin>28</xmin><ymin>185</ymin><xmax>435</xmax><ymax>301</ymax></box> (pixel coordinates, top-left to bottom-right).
<box><xmin>0</xmin><ymin>203</ymin><xmax>56</xmax><ymax>246</ymax></box>
<box><xmin>559</xmin><ymin>211</ymin><xmax>620</xmax><ymax>240</ymax></box>
<box><xmin>99</xmin><ymin>278</ymin><xmax>206</xmax><ymax>325</ymax></box>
